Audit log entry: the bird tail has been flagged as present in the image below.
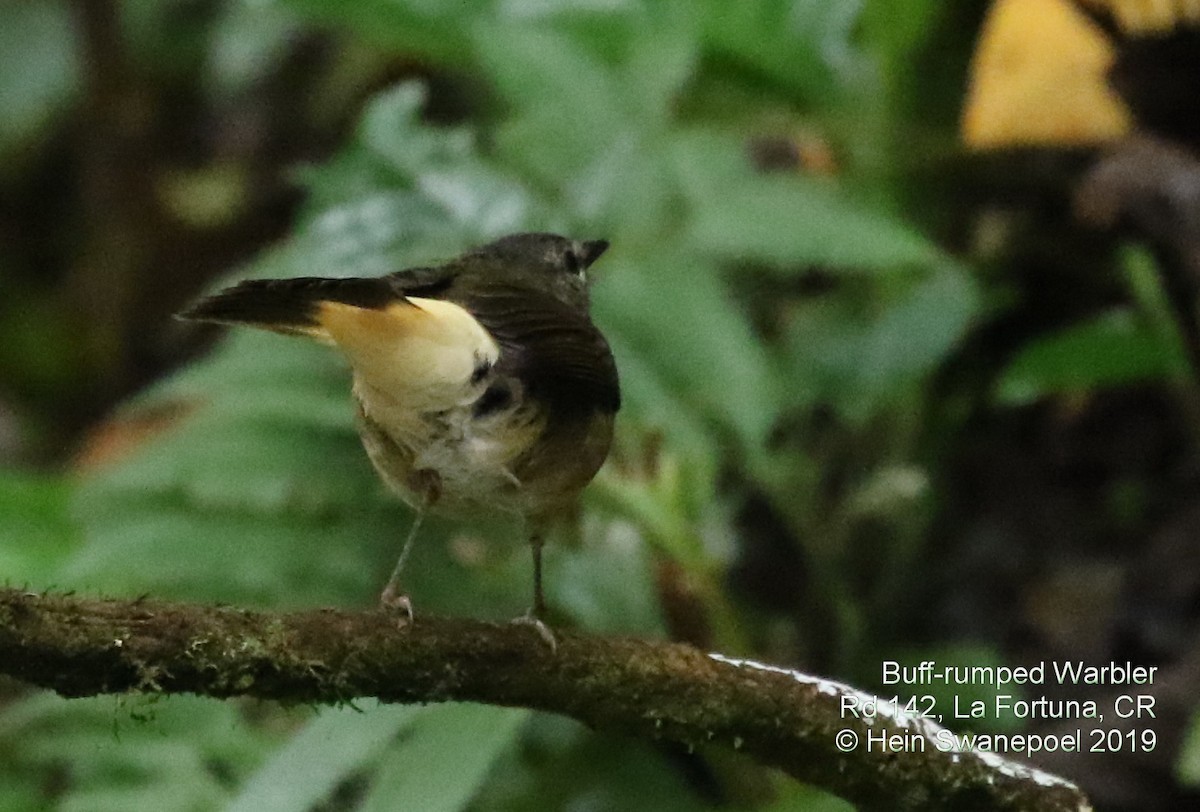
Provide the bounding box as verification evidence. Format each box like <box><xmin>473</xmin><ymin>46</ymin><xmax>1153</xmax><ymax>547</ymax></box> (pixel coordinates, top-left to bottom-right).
<box><xmin>180</xmin><ymin>277</ymin><xmax>498</xmax><ymax>407</ymax></box>
<box><xmin>178</xmin><ymin>277</ymin><xmax>398</xmax><ymax>342</ymax></box>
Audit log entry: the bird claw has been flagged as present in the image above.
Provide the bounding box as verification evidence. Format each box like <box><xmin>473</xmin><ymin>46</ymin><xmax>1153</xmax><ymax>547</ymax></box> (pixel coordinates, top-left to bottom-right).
<box><xmin>379</xmin><ymin>584</ymin><xmax>414</xmax><ymax>629</ymax></box>
<box><xmin>511</xmin><ymin>612</ymin><xmax>557</xmax><ymax>652</ymax></box>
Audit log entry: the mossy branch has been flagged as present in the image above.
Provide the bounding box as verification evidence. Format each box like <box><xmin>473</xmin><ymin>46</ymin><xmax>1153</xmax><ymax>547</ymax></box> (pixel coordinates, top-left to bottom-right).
<box><xmin>0</xmin><ymin>588</ymin><xmax>1088</xmax><ymax>811</ymax></box>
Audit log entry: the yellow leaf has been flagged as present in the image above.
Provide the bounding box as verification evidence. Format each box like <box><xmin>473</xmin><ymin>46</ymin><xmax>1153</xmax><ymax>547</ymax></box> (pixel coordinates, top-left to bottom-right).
<box><xmin>962</xmin><ymin>0</ymin><xmax>1131</xmax><ymax>148</ymax></box>
<box><xmin>1080</xmin><ymin>0</ymin><xmax>1200</xmax><ymax>35</ymax></box>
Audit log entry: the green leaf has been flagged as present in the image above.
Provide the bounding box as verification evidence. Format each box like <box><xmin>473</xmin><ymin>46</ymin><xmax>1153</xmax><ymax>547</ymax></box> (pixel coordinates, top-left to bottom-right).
<box><xmin>279</xmin><ymin>0</ymin><xmax>483</xmax><ymax>66</ymax></box>
<box><xmin>1120</xmin><ymin>242</ymin><xmax>1196</xmax><ymax>385</ymax></box>
<box><xmin>995</xmin><ymin>309</ymin><xmax>1186</xmax><ymax>406</ymax></box>
<box><xmin>594</xmin><ymin>250</ymin><xmax>779</xmax><ymax>447</ymax></box>
<box><xmin>600</xmin><ymin>334</ymin><xmax>718</xmax><ymax>468</ymax></box>
<box><xmin>547</xmin><ymin>518</ymin><xmax>666</xmax><ymax>637</ymax></box>
<box><xmin>689</xmin><ymin>173</ymin><xmax>938</xmax><ymax>270</ymax></box>
<box><xmin>0</xmin><ymin>1</ymin><xmax>79</xmax><ymax>160</ymax></box>
<box><xmin>566</xmin><ymin>132</ymin><xmax>675</xmax><ymax>234</ymax></box>
<box><xmin>780</xmin><ymin>264</ymin><xmax>978</xmax><ymax>419</ymax></box>
<box><xmin>622</xmin><ymin>2</ymin><xmax>700</xmax><ymax>123</ymax></box>
<box><xmin>0</xmin><ymin>469</ymin><xmax>79</xmax><ymax>583</ymax></box>
<box><xmin>207</xmin><ymin>1</ymin><xmax>304</xmax><ymax>96</ymax></box>
<box><xmin>140</xmin><ymin>330</ymin><xmax>348</xmax><ymax>407</ymax></box>
<box><xmin>63</xmin><ymin>502</ymin><xmax>393</xmax><ymax>606</ymax></box>
<box><xmin>0</xmin><ymin>695</ymin><xmax>276</xmax><ymax>812</ymax></box>
<box><xmin>227</xmin><ymin>702</ymin><xmax>424</xmax><ymax>812</ymax></box>
<box><xmin>480</xmin><ymin>25</ymin><xmax>626</xmax><ymax>187</ymax></box>
<box><xmin>361</xmin><ymin>704</ymin><xmax>530</xmax><ymax>812</ymax></box>
<box><xmin>476</xmin><ymin>715</ymin><xmax>711</xmax><ymax>812</ymax></box>
<box><xmin>845</xmin><ymin>263</ymin><xmax>979</xmax><ymax>411</ymax></box>
<box><xmin>1178</xmin><ymin>706</ymin><xmax>1200</xmax><ymax>787</ymax></box>
<box><xmin>297</xmin><ymin>191</ymin><xmax>468</xmax><ymax>279</ymax></box>
<box><xmin>358</xmin><ymin>83</ymin><xmax>472</xmax><ymax>175</ymax></box>
<box><xmin>474</xmin><ymin>23</ymin><xmax>620</xmax><ymax>129</ymax></box>
<box><xmin>77</xmin><ymin>416</ymin><xmax>371</xmax><ymax>515</ymax></box>
<box><xmin>759</xmin><ymin>784</ymin><xmax>856</xmax><ymax>812</ymax></box>
<box><xmin>69</xmin><ymin>318</ymin><xmax>400</xmax><ymax>608</ymax></box>
<box><xmin>697</xmin><ymin>0</ymin><xmax>859</xmax><ymax>104</ymax></box>
<box><xmin>314</xmin><ymin>83</ymin><xmax>540</xmax><ymax>241</ymax></box>
<box><xmin>672</xmin><ymin>133</ymin><xmax>938</xmax><ymax>271</ymax></box>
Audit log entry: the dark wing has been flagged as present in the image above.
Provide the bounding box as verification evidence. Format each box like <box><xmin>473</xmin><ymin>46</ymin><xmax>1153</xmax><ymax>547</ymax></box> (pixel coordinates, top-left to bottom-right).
<box><xmin>178</xmin><ymin>276</ymin><xmax>397</xmax><ymax>337</ymax></box>
<box><xmin>179</xmin><ymin>264</ymin><xmax>460</xmax><ymax>334</ymax></box>
<box><xmin>384</xmin><ymin>264</ymin><xmax>458</xmax><ymax>298</ymax></box>
<box><xmin>460</xmin><ymin>286</ymin><xmax>620</xmax><ymax>415</ymax></box>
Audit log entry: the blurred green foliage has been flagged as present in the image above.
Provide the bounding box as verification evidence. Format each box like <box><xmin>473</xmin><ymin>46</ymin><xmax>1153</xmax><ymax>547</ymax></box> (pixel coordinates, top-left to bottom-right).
<box><xmin>0</xmin><ymin>694</ymin><xmax>277</xmax><ymax>812</ymax></box>
<box><xmin>3</xmin><ymin>0</ymin><xmax>1196</xmax><ymax>810</ymax></box>
<box><xmin>0</xmin><ymin>470</ymin><xmax>77</xmax><ymax>583</ymax></box>
<box><xmin>995</xmin><ymin>245</ymin><xmax>1192</xmax><ymax>406</ymax></box>
<box><xmin>0</xmin><ymin>1</ymin><xmax>78</xmax><ymax>163</ymax></box>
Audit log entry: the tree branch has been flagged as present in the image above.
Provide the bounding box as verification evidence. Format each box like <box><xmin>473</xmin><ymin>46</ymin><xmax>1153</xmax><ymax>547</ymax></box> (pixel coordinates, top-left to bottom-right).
<box><xmin>0</xmin><ymin>588</ymin><xmax>1088</xmax><ymax>811</ymax></box>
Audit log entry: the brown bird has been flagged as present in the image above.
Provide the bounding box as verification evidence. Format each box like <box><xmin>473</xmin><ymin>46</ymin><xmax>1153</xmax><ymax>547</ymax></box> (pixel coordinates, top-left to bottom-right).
<box><xmin>179</xmin><ymin>233</ymin><xmax>620</xmax><ymax>644</ymax></box>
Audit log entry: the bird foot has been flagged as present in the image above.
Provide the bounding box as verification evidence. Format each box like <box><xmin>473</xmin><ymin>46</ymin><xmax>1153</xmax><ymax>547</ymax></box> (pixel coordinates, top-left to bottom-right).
<box><xmin>378</xmin><ymin>583</ymin><xmax>414</xmax><ymax>629</ymax></box>
<box><xmin>510</xmin><ymin>612</ymin><xmax>557</xmax><ymax>652</ymax></box>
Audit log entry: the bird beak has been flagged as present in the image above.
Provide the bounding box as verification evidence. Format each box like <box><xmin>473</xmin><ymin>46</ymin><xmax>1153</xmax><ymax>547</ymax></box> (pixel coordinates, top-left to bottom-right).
<box><xmin>579</xmin><ymin>239</ymin><xmax>610</xmax><ymax>269</ymax></box>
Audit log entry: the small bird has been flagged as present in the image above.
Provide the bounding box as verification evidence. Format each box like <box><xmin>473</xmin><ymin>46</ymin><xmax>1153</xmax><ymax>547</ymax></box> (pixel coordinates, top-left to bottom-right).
<box><xmin>179</xmin><ymin>233</ymin><xmax>620</xmax><ymax>644</ymax></box>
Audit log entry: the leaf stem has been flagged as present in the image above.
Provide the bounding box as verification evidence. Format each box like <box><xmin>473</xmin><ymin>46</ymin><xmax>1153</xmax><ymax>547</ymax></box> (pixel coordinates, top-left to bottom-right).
<box><xmin>1121</xmin><ymin>244</ymin><xmax>1200</xmax><ymax>443</ymax></box>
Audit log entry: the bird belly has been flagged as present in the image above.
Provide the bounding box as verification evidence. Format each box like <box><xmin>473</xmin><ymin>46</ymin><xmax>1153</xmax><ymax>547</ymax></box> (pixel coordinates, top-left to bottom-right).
<box><xmin>353</xmin><ymin>378</ymin><xmax>544</xmax><ymax>517</ymax></box>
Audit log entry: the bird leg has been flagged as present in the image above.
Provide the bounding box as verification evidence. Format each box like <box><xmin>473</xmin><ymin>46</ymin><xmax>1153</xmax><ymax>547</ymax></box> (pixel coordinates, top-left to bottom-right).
<box><xmin>511</xmin><ymin>531</ymin><xmax>557</xmax><ymax>650</ymax></box>
<box><xmin>529</xmin><ymin>530</ymin><xmax>548</xmax><ymax>618</ymax></box>
<box><xmin>379</xmin><ymin>470</ymin><xmax>440</xmax><ymax>626</ymax></box>
<box><xmin>379</xmin><ymin>508</ymin><xmax>424</xmax><ymax>625</ymax></box>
